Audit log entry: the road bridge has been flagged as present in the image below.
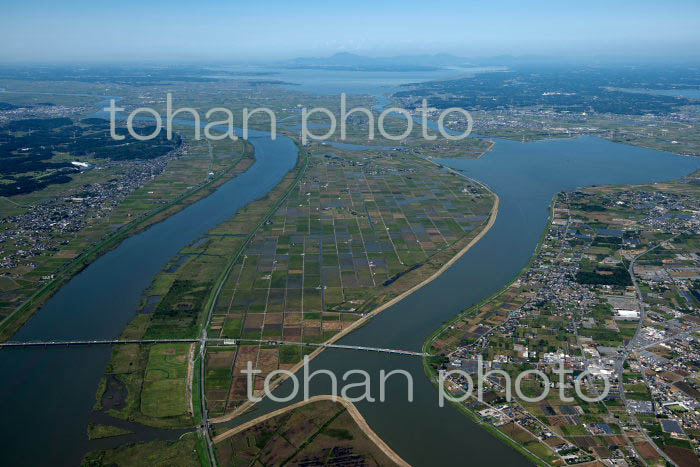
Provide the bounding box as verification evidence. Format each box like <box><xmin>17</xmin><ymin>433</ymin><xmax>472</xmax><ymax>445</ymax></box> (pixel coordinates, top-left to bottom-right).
<box><xmin>0</xmin><ymin>338</ymin><xmax>430</xmax><ymax>357</ymax></box>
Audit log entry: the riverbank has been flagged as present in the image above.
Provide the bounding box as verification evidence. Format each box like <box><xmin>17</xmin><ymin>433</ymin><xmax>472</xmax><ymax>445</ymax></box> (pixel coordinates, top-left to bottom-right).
<box><xmin>422</xmin><ymin>191</ymin><xmax>557</xmax><ymax>354</ymax></box>
<box><xmin>209</xmin><ymin>151</ymin><xmax>500</xmax><ymax>425</ymax></box>
<box><xmin>6</xmin><ymin>129</ymin><xmax>699</xmax><ymax>466</ymax></box>
<box><xmin>0</xmin><ymin>129</ymin><xmax>301</xmax><ymax>466</ymax></box>
<box><xmin>0</xmin><ymin>140</ymin><xmax>254</xmax><ymax>342</ymax></box>
<box><xmin>420</xmin><ymin>192</ymin><xmax>559</xmax><ymax>466</ymax></box>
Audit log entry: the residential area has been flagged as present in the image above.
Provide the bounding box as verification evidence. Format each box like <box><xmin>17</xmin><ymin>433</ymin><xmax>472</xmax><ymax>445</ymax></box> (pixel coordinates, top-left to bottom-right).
<box><xmin>429</xmin><ymin>172</ymin><xmax>700</xmax><ymax>466</ymax></box>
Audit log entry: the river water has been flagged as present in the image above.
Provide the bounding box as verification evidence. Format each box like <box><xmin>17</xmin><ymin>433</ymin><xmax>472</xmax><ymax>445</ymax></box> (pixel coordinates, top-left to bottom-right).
<box><xmin>0</xmin><ymin>130</ymin><xmax>298</xmax><ymax>466</ymax></box>
<box><xmin>217</xmin><ymin>136</ymin><xmax>700</xmax><ymax>466</ymax></box>
<box><xmin>1</xmin><ymin>84</ymin><xmax>700</xmax><ymax>465</ymax></box>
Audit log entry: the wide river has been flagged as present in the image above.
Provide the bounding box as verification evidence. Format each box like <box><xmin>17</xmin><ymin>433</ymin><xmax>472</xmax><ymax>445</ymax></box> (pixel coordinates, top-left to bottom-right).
<box><xmin>0</xmin><ymin>129</ymin><xmax>298</xmax><ymax>466</ymax></box>
<box><xmin>1</xmin><ymin>110</ymin><xmax>700</xmax><ymax>465</ymax></box>
<box><xmin>217</xmin><ymin>135</ymin><xmax>700</xmax><ymax>466</ymax></box>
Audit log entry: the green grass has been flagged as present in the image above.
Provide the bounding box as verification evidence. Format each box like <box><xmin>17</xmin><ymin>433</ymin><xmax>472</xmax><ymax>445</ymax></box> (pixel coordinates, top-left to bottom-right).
<box><xmin>87</xmin><ymin>424</ymin><xmax>134</xmax><ymax>440</ymax></box>
<box><xmin>0</xmin><ymin>143</ymin><xmax>250</xmax><ymax>342</ymax></box>
<box><xmin>82</xmin><ymin>437</ymin><xmax>199</xmax><ymax>467</ymax></box>
<box><xmin>279</xmin><ymin>344</ymin><xmax>302</xmax><ymax>364</ymax></box>
<box><xmin>140</xmin><ymin>343</ymin><xmax>190</xmax><ymax>418</ymax></box>
<box><xmin>560</xmin><ymin>424</ymin><xmax>588</xmax><ymax>436</ymax></box>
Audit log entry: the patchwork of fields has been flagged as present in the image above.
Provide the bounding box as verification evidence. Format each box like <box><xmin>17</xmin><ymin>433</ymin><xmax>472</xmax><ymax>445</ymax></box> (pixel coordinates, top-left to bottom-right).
<box><xmin>205</xmin><ymin>148</ymin><xmax>495</xmax><ymax>414</ymax></box>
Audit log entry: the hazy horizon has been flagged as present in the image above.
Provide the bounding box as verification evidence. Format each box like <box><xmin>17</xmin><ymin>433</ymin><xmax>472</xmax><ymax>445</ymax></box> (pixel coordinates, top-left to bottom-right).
<box><xmin>2</xmin><ymin>0</ymin><xmax>700</xmax><ymax>63</ymax></box>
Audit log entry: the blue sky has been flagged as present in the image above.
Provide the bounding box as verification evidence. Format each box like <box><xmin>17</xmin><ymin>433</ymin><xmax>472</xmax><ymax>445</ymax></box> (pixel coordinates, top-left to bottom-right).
<box><xmin>2</xmin><ymin>0</ymin><xmax>700</xmax><ymax>62</ymax></box>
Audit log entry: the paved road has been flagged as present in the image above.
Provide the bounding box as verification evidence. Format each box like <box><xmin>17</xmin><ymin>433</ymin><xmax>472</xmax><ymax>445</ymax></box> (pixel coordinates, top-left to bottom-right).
<box><xmin>615</xmin><ymin>233</ymin><xmax>685</xmax><ymax>467</ymax></box>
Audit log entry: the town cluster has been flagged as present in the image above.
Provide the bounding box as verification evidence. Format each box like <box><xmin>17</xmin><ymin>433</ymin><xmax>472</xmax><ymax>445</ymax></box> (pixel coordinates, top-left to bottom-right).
<box><xmin>431</xmin><ymin>174</ymin><xmax>700</xmax><ymax>465</ymax></box>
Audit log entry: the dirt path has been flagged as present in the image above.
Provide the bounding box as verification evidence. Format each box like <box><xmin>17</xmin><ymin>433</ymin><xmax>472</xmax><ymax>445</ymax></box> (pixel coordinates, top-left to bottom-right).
<box><xmin>212</xmin><ymin>395</ymin><xmax>410</xmax><ymax>467</ymax></box>
<box><xmin>186</xmin><ymin>343</ymin><xmax>195</xmax><ymax>415</ymax></box>
<box><xmin>476</xmin><ymin>139</ymin><xmax>496</xmax><ymax>158</ymax></box>
<box><xmin>211</xmin><ymin>187</ymin><xmax>500</xmax><ymax>425</ymax></box>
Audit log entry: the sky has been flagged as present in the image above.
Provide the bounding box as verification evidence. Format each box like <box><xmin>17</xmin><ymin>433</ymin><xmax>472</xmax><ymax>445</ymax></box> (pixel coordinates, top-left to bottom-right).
<box><xmin>2</xmin><ymin>0</ymin><xmax>700</xmax><ymax>62</ymax></box>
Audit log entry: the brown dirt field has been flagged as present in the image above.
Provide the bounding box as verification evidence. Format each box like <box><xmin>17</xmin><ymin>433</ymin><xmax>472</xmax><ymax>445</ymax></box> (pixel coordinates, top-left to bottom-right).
<box><xmin>54</xmin><ymin>250</ymin><xmax>77</xmax><ymax>259</ymax></box>
<box><xmin>284</xmin><ymin>313</ymin><xmax>302</xmax><ymax>325</ymax></box>
<box><xmin>322</xmin><ymin>320</ymin><xmax>343</xmax><ymax>331</ymax></box>
<box><xmin>548</xmin><ymin>416</ymin><xmax>570</xmax><ymax>426</ymax></box>
<box><xmin>265</xmin><ymin>312</ymin><xmax>283</xmax><ymax>325</ymax></box>
<box><xmin>592</xmin><ymin>446</ymin><xmax>612</xmax><ymax>459</ymax></box>
<box><xmin>609</xmin><ymin>435</ymin><xmax>628</xmax><ymax>446</ymax></box>
<box><xmin>294</xmin><ymin>412</ymin><xmax>389</xmax><ymax>466</ymax></box>
<box><xmin>433</xmin><ymin>338</ymin><xmax>448</xmax><ymax>348</ymax></box>
<box><xmin>253</xmin><ymin>376</ymin><xmax>267</xmax><ymax>390</ymax></box>
<box><xmin>303</xmin><ymin>327</ymin><xmax>321</xmax><ymax>336</ymax></box>
<box><xmin>545</xmin><ymin>437</ymin><xmax>567</xmax><ymax>448</ymax></box>
<box><xmin>665</xmin><ymin>446</ymin><xmax>700</xmax><ymax>467</ymax></box>
<box><xmin>257</xmin><ymin>349</ymin><xmax>278</xmax><ymax>375</ymax></box>
<box><xmin>634</xmin><ymin>442</ymin><xmax>661</xmax><ymax>460</ymax></box>
<box><xmin>244</xmin><ymin>314</ymin><xmax>264</xmax><ymax>327</ymax></box>
<box><xmin>208</xmin><ymin>350</ymin><xmax>235</xmax><ymax>369</ymax></box>
<box><xmin>227</xmin><ymin>379</ymin><xmax>248</xmax><ymax>403</ymax></box>
<box><xmin>675</xmin><ymin>382</ymin><xmax>700</xmax><ymax>399</ymax></box>
<box><xmin>500</xmin><ymin>422</ymin><xmax>537</xmax><ymax>444</ymax></box>
<box><xmin>625</xmin><ymin>431</ymin><xmax>646</xmax><ymax>443</ymax></box>
<box><xmin>207</xmin><ymin>389</ymin><xmax>228</xmax><ymax>401</ymax></box>
<box><xmin>570</xmin><ymin>436</ymin><xmax>597</xmax><ymax>448</ymax></box>
<box><xmin>283</xmin><ymin>327</ymin><xmax>302</xmax><ymax>340</ymax></box>
<box><xmin>660</xmin><ymin>371</ymin><xmax>684</xmax><ymax>383</ymax></box>
<box><xmin>233</xmin><ymin>346</ymin><xmax>258</xmax><ymax>373</ymax></box>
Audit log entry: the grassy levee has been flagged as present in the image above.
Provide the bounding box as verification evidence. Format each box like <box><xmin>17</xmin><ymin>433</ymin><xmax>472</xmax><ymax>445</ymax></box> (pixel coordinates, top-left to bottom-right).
<box><xmin>0</xmin><ymin>143</ymin><xmax>254</xmax><ymax>342</ymax></box>
<box><xmin>196</xmin><ymin>432</ymin><xmax>213</xmax><ymax>467</ymax></box>
<box><xmin>192</xmin><ymin>343</ymin><xmax>204</xmax><ymax>426</ymax></box>
<box><xmin>421</xmin><ymin>193</ymin><xmax>560</xmax><ymax>467</ymax></box>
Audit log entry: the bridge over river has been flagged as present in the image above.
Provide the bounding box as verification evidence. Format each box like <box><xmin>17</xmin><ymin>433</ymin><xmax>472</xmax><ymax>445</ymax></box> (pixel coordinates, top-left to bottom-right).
<box><xmin>0</xmin><ymin>338</ymin><xmax>429</xmax><ymax>357</ymax></box>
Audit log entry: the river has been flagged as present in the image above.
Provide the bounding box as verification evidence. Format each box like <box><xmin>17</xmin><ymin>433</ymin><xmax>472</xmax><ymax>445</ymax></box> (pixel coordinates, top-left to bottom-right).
<box><xmin>215</xmin><ymin>135</ymin><xmax>700</xmax><ymax>466</ymax></box>
<box><xmin>0</xmin><ymin>130</ymin><xmax>298</xmax><ymax>466</ymax></box>
<box><xmin>1</xmin><ymin>99</ymin><xmax>700</xmax><ymax>465</ymax></box>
